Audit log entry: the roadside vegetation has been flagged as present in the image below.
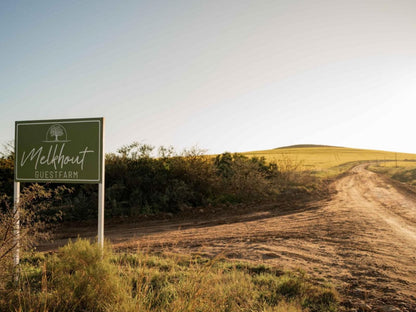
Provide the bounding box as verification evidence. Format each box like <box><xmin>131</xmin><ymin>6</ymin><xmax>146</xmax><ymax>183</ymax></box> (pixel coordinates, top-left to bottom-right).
<box><xmin>0</xmin><ymin>184</ymin><xmax>70</xmax><ymax>285</ymax></box>
<box><xmin>1</xmin><ymin>142</ymin><xmax>323</xmax><ymax>221</ymax></box>
<box><xmin>3</xmin><ymin>143</ymin><xmax>414</xmax><ymax>222</ymax></box>
<box><xmin>0</xmin><ymin>239</ymin><xmax>339</xmax><ymax>312</ymax></box>
<box><xmin>368</xmin><ymin>160</ymin><xmax>416</xmax><ymax>187</ymax></box>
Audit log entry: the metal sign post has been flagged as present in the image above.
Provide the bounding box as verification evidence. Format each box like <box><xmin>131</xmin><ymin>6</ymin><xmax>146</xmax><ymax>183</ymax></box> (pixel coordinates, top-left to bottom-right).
<box><xmin>14</xmin><ymin>117</ymin><xmax>105</xmax><ymax>270</ymax></box>
<box><xmin>13</xmin><ymin>181</ymin><xmax>20</xmax><ymax>272</ymax></box>
<box><xmin>98</xmin><ymin>119</ymin><xmax>105</xmax><ymax>248</ymax></box>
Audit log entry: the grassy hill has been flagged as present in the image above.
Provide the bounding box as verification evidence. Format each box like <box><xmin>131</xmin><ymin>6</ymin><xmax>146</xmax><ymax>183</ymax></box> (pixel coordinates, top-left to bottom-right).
<box><xmin>243</xmin><ymin>145</ymin><xmax>416</xmax><ymax>176</ymax></box>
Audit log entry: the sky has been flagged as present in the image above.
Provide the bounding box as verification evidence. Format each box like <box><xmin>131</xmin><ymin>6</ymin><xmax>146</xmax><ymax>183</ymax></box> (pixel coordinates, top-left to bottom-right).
<box><xmin>1</xmin><ymin>0</ymin><xmax>416</xmax><ymax>154</ymax></box>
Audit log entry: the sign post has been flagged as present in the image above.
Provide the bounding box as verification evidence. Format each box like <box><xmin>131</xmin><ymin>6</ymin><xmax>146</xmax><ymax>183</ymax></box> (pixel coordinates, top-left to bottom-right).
<box><xmin>13</xmin><ymin>181</ymin><xmax>20</xmax><ymax>272</ymax></box>
<box><xmin>98</xmin><ymin>119</ymin><xmax>105</xmax><ymax>248</ymax></box>
<box><xmin>14</xmin><ymin>117</ymin><xmax>105</xmax><ymax>265</ymax></box>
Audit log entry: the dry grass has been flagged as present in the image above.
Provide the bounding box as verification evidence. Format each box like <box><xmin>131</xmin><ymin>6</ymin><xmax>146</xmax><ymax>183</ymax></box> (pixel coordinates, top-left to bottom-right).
<box><xmin>372</xmin><ymin>160</ymin><xmax>416</xmax><ymax>169</ymax></box>
<box><xmin>243</xmin><ymin>146</ymin><xmax>416</xmax><ymax>177</ymax></box>
<box><xmin>1</xmin><ymin>239</ymin><xmax>339</xmax><ymax>312</ymax></box>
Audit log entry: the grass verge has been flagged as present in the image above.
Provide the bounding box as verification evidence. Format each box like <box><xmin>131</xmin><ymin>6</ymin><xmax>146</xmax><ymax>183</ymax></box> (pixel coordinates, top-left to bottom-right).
<box><xmin>368</xmin><ymin>161</ymin><xmax>416</xmax><ymax>187</ymax></box>
<box><xmin>1</xmin><ymin>239</ymin><xmax>339</xmax><ymax>312</ymax></box>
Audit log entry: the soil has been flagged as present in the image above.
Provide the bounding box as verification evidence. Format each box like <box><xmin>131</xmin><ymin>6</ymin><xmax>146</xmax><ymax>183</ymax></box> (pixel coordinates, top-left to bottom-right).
<box><xmin>39</xmin><ymin>164</ymin><xmax>416</xmax><ymax>311</ymax></box>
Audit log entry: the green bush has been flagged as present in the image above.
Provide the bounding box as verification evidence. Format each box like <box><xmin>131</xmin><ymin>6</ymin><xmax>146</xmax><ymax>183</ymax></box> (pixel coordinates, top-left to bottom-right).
<box><xmin>1</xmin><ymin>142</ymin><xmax>323</xmax><ymax>221</ymax></box>
<box><xmin>45</xmin><ymin>239</ymin><xmax>133</xmax><ymax>311</ymax></box>
<box><xmin>0</xmin><ymin>157</ymin><xmax>13</xmax><ymax>197</ymax></box>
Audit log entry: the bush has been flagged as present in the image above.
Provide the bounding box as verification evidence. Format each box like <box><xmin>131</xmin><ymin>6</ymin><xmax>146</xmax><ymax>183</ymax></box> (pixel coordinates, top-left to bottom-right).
<box><xmin>0</xmin><ymin>184</ymin><xmax>70</xmax><ymax>287</ymax></box>
<box><xmin>45</xmin><ymin>239</ymin><xmax>133</xmax><ymax>311</ymax></box>
<box><xmin>3</xmin><ymin>239</ymin><xmax>133</xmax><ymax>312</ymax></box>
<box><xmin>0</xmin><ymin>157</ymin><xmax>13</xmax><ymax>197</ymax></box>
<box><xmin>102</xmin><ymin>146</ymin><xmax>284</xmax><ymax>217</ymax></box>
<box><xmin>1</xmin><ymin>142</ymin><xmax>323</xmax><ymax>221</ymax></box>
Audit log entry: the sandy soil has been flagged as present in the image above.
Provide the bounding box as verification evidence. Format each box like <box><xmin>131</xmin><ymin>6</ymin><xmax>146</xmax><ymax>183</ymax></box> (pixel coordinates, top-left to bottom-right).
<box><xmin>41</xmin><ymin>164</ymin><xmax>416</xmax><ymax>311</ymax></box>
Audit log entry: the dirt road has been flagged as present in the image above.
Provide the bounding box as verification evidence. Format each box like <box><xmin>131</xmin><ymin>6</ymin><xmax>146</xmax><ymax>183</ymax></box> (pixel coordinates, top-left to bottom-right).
<box><xmin>45</xmin><ymin>165</ymin><xmax>416</xmax><ymax>310</ymax></box>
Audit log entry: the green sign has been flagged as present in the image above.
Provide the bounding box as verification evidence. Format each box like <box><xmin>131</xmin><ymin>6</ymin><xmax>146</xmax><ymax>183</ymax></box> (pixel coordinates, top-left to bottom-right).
<box><xmin>15</xmin><ymin>118</ymin><xmax>103</xmax><ymax>183</ymax></box>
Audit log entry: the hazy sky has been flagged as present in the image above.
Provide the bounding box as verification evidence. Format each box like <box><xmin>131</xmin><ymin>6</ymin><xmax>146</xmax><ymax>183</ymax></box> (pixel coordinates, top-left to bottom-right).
<box><xmin>1</xmin><ymin>0</ymin><xmax>416</xmax><ymax>154</ymax></box>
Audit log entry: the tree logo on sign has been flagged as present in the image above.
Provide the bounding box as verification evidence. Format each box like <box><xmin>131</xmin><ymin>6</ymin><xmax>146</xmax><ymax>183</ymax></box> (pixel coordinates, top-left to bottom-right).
<box><xmin>43</xmin><ymin>124</ymin><xmax>71</xmax><ymax>143</ymax></box>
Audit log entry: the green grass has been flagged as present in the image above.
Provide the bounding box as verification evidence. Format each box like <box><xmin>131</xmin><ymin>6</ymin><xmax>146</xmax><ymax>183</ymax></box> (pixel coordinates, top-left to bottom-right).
<box><xmin>243</xmin><ymin>145</ymin><xmax>416</xmax><ymax>177</ymax></box>
<box><xmin>1</xmin><ymin>239</ymin><xmax>339</xmax><ymax>312</ymax></box>
<box><xmin>368</xmin><ymin>161</ymin><xmax>416</xmax><ymax>187</ymax></box>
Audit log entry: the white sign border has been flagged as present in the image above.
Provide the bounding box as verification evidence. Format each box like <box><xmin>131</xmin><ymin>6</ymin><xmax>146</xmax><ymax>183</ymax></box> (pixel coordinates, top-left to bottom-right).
<box><xmin>15</xmin><ymin>119</ymin><xmax>102</xmax><ymax>183</ymax></box>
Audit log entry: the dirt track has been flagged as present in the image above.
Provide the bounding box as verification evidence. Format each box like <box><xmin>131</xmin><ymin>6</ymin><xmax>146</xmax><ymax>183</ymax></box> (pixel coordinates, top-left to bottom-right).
<box><xmin>44</xmin><ymin>165</ymin><xmax>416</xmax><ymax>310</ymax></box>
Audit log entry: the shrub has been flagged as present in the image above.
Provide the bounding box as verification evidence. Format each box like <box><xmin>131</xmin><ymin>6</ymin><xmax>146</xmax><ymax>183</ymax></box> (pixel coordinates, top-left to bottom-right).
<box><xmin>45</xmin><ymin>239</ymin><xmax>133</xmax><ymax>311</ymax></box>
<box><xmin>0</xmin><ymin>157</ymin><xmax>13</xmax><ymax>197</ymax></box>
<box><xmin>1</xmin><ymin>142</ymin><xmax>323</xmax><ymax>221</ymax></box>
<box><xmin>5</xmin><ymin>239</ymin><xmax>134</xmax><ymax>312</ymax></box>
<box><xmin>0</xmin><ymin>184</ymin><xmax>69</xmax><ymax>288</ymax></box>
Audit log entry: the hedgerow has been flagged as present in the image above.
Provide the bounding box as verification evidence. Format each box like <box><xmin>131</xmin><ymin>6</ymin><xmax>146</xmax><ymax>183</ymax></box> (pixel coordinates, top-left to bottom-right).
<box><xmin>0</xmin><ymin>142</ymin><xmax>321</xmax><ymax>220</ymax></box>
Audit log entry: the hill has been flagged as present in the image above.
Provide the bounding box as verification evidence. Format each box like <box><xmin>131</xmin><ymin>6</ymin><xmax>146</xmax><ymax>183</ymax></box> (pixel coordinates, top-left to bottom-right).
<box><xmin>274</xmin><ymin>144</ymin><xmax>342</xmax><ymax>149</ymax></box>
<box><xmin>243</xmin><ymin>145</ymin><xmax>416</xmax><ymax>176</ymax></box>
